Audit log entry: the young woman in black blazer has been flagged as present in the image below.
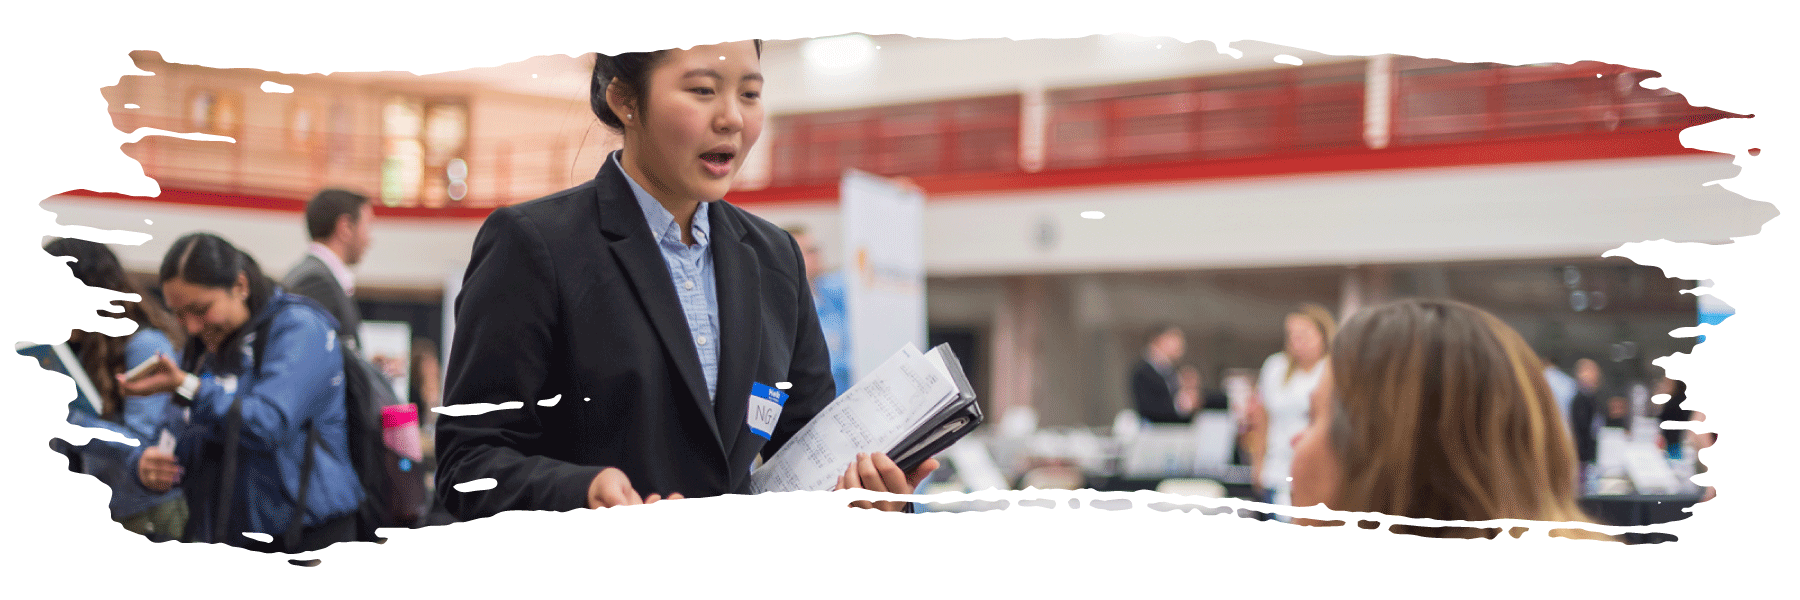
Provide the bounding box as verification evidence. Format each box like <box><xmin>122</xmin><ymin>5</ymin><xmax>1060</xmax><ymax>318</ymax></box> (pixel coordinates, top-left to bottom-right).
<box><xmin>435</xmin><ymin>40</ymin><xmax>934</xmax><ymax>519</ymax></box>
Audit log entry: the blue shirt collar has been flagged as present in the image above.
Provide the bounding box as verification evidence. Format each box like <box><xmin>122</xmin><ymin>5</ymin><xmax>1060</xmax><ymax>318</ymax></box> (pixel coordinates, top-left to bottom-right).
<box><xmin>612</xmin><ymin>150</ymin><xmax>710</xmax><ymax>246</ymax></box>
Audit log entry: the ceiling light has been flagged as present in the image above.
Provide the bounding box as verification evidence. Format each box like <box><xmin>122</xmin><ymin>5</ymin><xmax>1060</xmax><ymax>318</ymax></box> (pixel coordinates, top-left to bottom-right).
<box><xmin>803</xmin><ymin>34</ymin><xmax>877</xmax><ymax>75</ymax></box>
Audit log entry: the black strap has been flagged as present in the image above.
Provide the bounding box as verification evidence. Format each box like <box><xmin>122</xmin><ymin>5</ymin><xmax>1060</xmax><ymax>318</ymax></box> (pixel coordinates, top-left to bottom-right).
<box><xmin>213</xmin><ymin>396</ymin><xmax>243</xmax><ymax>544</ymax></box>
<box><xmin>251</xmin><ymin>320</ymin><xmax>273</xmax><ymax>377</ymax></box>
<box><xmin>212</xmin><ymin>320</ymin><xmax>273</xmax><ymax>547</ymax></box>
<box><xmin>285</xmin><ymin>422</ymin><xmax>320</xmax><ymax>553</ymax></box>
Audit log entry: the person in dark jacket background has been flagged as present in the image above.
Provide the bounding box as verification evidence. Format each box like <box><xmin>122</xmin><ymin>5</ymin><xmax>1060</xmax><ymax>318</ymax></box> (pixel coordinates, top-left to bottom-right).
<box><xmin>121</xmin><ymin>232</ymin><xmax>363</xmax><ymax>552</ymax></box>
<box><xmin>1567</xmin><ymin>357</ymin><xmax>1605</xmax><ymax>465</ymax></box>
<box><xmin>283</xmin><ymin>188</ymin><xmax>373</xmax><ymax>352</ymax></box>
<box><xmin>1131</xmin><ymin>324</ymin><xmax>1197</xmax><ymax>424</ymax></box>
<box><xmin>1656</xmin><ymin>377</ymin><xmax>1690</xmax><ymax>454</ymax></box>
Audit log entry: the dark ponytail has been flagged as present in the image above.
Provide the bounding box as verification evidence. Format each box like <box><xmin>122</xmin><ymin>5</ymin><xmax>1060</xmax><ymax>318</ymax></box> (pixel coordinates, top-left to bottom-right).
<box><xmin>589</xmin><ymin>40</ymin><xmax>764</xmax><ymax>132</ymax></box>
<box><xmin>159</xmin><ymin>233</ymin><xmax>275</xmax><ymax>356</ymax></box>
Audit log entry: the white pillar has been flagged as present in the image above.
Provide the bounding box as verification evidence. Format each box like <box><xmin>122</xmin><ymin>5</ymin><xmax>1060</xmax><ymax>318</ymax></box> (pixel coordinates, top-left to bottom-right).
<box><xmin>1019</xmin><ymin>80</ymin><xmax>1047</xmax><ymax>173</ymax></box>
<box><xmin>1363</xmin><ymin>54</ymin><xmax>1393</xmax><ymax>150</ymax></box>
<box><xmin>990</xmin><ymin>276</ymin><xmax>1045</xmax><ymax>419</ymax></box>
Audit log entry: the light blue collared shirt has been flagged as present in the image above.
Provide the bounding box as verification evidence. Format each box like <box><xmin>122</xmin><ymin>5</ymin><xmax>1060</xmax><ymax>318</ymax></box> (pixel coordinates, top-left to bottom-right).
<box><xmin>614</xmin><ymin>151</ymin><xmax>720</xmax><ymax>404</ymax></box>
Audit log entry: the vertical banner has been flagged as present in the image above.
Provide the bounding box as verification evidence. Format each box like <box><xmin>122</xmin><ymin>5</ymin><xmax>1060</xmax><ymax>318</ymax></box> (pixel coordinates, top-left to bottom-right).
<box><xmin>1696</xmin><ymin>279</ymin><xmax>1733</xmax><ymax>343</ymax></box>
<box><xmin>840</xmin><ymin>169</ymin><xmax>927</xmax><ymax>382</ymax></box>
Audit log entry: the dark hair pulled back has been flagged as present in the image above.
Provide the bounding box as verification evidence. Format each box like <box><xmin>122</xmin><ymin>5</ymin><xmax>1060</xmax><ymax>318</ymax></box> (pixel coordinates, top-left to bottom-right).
<box><xmin>589</xmin><ymin>40</ymin><xmax>764</xmax><ymax>133</ymax></box>
<box><xmin>159</xmin><ymin>233</ymin><xmax>275</xmax><ymax>353</ymax></box>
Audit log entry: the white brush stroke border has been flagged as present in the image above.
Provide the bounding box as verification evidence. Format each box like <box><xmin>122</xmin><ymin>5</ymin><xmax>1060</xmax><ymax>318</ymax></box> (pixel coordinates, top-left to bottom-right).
<box><xmin>3</xmin><ymin>0</ymin><xmax>1786</xmax><ymax>595</ymax></box>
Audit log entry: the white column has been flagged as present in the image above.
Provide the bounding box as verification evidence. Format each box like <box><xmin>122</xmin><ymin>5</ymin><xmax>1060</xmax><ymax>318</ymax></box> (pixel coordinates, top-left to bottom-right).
<box><xmin>990</xmin><ymin>276</ymin><xmax>1045</xmax><ymax>419</ymax></box>
<box><xmin>1019</xmin><ymin>80</ymin><xmax>1047</xmax><ymax>173</ymax></box>
<box><xmin>1363</xmin><ymin>54</ymin><xmax>1393</xmax><ymax>150</ymax></box>
<box><xmin>1338</xmin><ymin>266</ymin><xmax>1366</xmax><ymax>322</ymax></box>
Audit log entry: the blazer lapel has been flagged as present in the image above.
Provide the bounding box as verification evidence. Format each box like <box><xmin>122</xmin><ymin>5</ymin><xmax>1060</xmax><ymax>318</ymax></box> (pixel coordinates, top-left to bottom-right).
<box><xmin>591</xmin><ymin>162</ymin><xmax>724</xmax><ymax>454</ymax></box>
<box><xmin>709</xmin><ymin>203</ymin><xmax>762</xmax><ymax>460</ymax></box>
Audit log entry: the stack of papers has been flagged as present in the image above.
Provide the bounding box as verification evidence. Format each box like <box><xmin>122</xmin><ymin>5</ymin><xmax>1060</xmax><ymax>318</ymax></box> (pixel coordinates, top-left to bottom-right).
<box><xmin>751</xmin><ymin>343</ymin><xmax>981</xmax><ymax>494</ymax></box>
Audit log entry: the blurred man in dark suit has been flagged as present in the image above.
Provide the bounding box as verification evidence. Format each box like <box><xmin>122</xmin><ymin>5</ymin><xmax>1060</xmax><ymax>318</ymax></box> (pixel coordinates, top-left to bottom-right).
<box><xmin>283</xmin><ymin>188</ymin><xmax>374</xmax><ymax>351</ymax></box>
<box><xmin>1131</xmin><ymin>324</ymin><xmax>1198</xmax><ymax>423</ymax></box>
<box><xmin>1567</xmin><ymin>357</ymin><xmax>1605</xmax><ymax>465</ymax></box>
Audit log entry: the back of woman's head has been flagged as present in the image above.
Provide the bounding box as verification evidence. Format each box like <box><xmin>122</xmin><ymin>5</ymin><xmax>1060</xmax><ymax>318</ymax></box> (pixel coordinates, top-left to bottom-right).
<box><xmin>589</xmin><ymin>40</ymin><xmax>764</xmax><ymax>132</ymax></box>
<box><xmin>45</xmin><ymin>237</ymin><xmax>178</xmax><ymax>337</ymax></box>
<box><xmin>160</xmin><ymin>232</ymin><xmax>273</xmax><ymax>316</ymax></box>
<box><xmin>1327</xmin><ymin>298</ymin><xmax>1587</xmax><ymax>536</ymax></box>
<box><xmin>44</xmin><ymin>237</ymin><xmax>182</xmax><ymax>416</ymax></box>
<box><xmin>46</xmin><ymin>237</ymin><xmax>129</xmax><ymax>293</ymax></box>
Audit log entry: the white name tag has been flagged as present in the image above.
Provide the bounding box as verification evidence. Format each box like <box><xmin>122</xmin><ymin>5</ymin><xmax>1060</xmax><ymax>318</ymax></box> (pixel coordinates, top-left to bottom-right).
<box><xmin>747</xmin><ymin>382</ymin><xmax>787</xmax><ymax>440</ymax></box>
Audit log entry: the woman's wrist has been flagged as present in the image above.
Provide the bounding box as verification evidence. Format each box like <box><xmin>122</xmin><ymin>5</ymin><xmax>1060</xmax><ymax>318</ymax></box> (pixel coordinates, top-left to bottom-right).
<box><xmin>174</xmin><ymin>372</ymin><xmax>200</xmax><ymax>401</ymax></box>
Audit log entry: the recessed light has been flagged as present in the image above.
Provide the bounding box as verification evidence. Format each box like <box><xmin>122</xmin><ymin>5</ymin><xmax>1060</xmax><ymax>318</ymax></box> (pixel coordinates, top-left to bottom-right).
<box><xmin>1081</xmin><ymin>211</ymin><xmax>1105</xmax><ymax>220</ymax></box>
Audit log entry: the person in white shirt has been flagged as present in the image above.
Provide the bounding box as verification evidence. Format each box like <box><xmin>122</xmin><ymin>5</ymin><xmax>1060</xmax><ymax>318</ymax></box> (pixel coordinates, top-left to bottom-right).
<box><xmin>1245</xmin><ymin>303</ymin><xmax>1336</xmax><ymax>511</ymax></box>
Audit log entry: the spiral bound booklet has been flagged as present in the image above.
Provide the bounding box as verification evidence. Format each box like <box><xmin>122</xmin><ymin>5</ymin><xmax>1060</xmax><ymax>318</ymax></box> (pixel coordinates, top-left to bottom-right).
<box><xmin>750</xmin><ymin>343</ymin><xmax>982</xmax><ymax>494</ymax></box>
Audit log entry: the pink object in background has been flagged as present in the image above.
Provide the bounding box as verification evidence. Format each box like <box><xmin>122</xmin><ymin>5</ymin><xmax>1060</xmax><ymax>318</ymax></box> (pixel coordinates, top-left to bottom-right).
<box><xmin>381</xmin><ymin>404</ymin><xmax>423</xmax><ymax>462</ymax></box>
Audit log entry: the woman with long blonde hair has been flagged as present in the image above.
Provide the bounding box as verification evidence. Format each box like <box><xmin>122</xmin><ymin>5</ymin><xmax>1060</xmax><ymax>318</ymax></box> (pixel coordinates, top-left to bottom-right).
<box><xmin>1289</xmin><ymin>298</ymin><xmax>1601</xmax><ymax>539</ymax></box>
<box><xmin>1245</xmin><ymin>303</ymin><xmax>1336</xmax><ymax>510</ymax></box>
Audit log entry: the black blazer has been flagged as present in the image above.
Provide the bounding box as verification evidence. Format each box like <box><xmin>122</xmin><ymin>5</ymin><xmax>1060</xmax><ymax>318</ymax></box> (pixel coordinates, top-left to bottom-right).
<box><xmin>1131</xmin><ymin>359</ymin><xmax>1187</xmax><ymax>424</ymax></box>
<box><xmin>1568</xmin><ymin>390</ymin><xmax>1600</xmax><ymax>464</ymax></box>
<box><xmin>434</xmin><ymin>157</ymin><xmax>835</xmax><ymax>521</ymax></box>
<box><xmin>281</xmin><ymin>253</ymin><xmax>361</xmax><ymax>350</ymax></box>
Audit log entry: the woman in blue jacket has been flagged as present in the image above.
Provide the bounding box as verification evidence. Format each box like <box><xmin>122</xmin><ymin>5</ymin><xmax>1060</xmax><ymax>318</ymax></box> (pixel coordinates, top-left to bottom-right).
<box><xmin>44</xmin><ymin>238</ymin><xmax>189</xmax><ymax>539</ymax></box>
<box><xmin>121</xmin><ymin>232</ymin><xmax>363</xmax><ymax>552</ymax></box>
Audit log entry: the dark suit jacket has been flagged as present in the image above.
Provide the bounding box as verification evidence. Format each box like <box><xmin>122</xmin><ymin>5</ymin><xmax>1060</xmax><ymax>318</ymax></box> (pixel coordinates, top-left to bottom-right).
<box><xmin>282</xmin><ymin>253</ymin><xmax>361</xmax><ymax>350</ymax></box>
<box><xmin>1568</xmin><ymin>390</ymin><xmax>1600</xmax><ymax>464</ymax></box>
<box><xmin>434</xmin><ymin>157</ymin><xmax>835</xmax><ymax>521</ymax></box>
<box><xmin>1131</xmin><ymin>359</ymin><xmax>1187</xmax><ymax>424</ymax></box>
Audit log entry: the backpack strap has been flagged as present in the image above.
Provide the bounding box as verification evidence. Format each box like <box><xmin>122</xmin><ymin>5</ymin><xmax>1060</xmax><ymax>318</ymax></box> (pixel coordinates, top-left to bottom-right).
<box><xmin>285</xmin><ymin>422</ymin><xmax>320</xmax><ymax>553</ymax></box>
<box><xmin>212</xmin><ymin>396</ymin><xmax>243</xmax><ymax>544</ymax></box>
<box><xmin>251</xmin><ymin>319</ymin><xmax>274</xmax><ymax>377</ymax></box>
<box><xmin>191</xmin><ymin>317</ymin><xmax>275</xmax><ymax>546</ymax></box>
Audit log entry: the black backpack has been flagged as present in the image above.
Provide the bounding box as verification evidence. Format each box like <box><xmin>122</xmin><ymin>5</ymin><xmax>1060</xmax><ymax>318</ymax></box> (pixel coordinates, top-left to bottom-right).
<box><xmin>244</xmin><ymin>319</ymin><xmax>426</xmax><ymax>548</ymax></box>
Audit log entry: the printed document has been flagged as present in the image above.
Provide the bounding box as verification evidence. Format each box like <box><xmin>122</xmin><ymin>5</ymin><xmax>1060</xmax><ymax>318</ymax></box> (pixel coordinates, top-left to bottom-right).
<box><xmin>751</xmin><ymin>344</ymin><xmax>962</xmax><ymax>494</ymax></box>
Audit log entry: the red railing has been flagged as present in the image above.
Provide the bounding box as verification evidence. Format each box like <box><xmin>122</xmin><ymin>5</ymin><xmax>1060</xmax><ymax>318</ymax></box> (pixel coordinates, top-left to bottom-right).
<box><xmin>1047</xmin><ymin>59</ymin><xmax>1369</xmax><ymax>168</ymax></box>
<box><xmin>770</xmin><ymin>94</ymin><xmax>1022</xmax><ymax>188</ymax></box>
<box><xmin>1392</xmin><ymin>58</ymin><xmax>1724</xmax><ymax>144</ymax></box>
<box><xmin>107</xmin><ymin>112</ymin><xmax>601</xmax><ymax>210</ymax></box>
<box><xmin>103</xmin><ymin>57</ymin><xmax>1737</xmax><ymax>215</ymax></box>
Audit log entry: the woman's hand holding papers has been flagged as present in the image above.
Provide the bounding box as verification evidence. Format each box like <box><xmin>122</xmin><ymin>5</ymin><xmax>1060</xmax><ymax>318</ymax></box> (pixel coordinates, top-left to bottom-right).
<box><xmin>586</xmin><ymin>467</ymin><xmax>683</xmax><ymax>508</ymax></box>
<box><xmin>138</xmin><ymin>447</ymin><xmax>181</xmax><ymax>492</ymax></box>
<box><xmin>117</xmin><ymin>353</ymin><xmax>186</xmax><ymax>397</ymax></box>
<box><xmin>836</xmin><ymin>452</ymin><xmax>938</xmax><ymax>512</ymax></box>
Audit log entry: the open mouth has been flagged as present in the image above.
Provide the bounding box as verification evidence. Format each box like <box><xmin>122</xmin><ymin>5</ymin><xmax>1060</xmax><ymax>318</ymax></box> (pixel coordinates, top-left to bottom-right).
<box><xmin>699</xmin><ymin>151</ymin><xmax>735</xmax><ymax>178</ymax></box>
